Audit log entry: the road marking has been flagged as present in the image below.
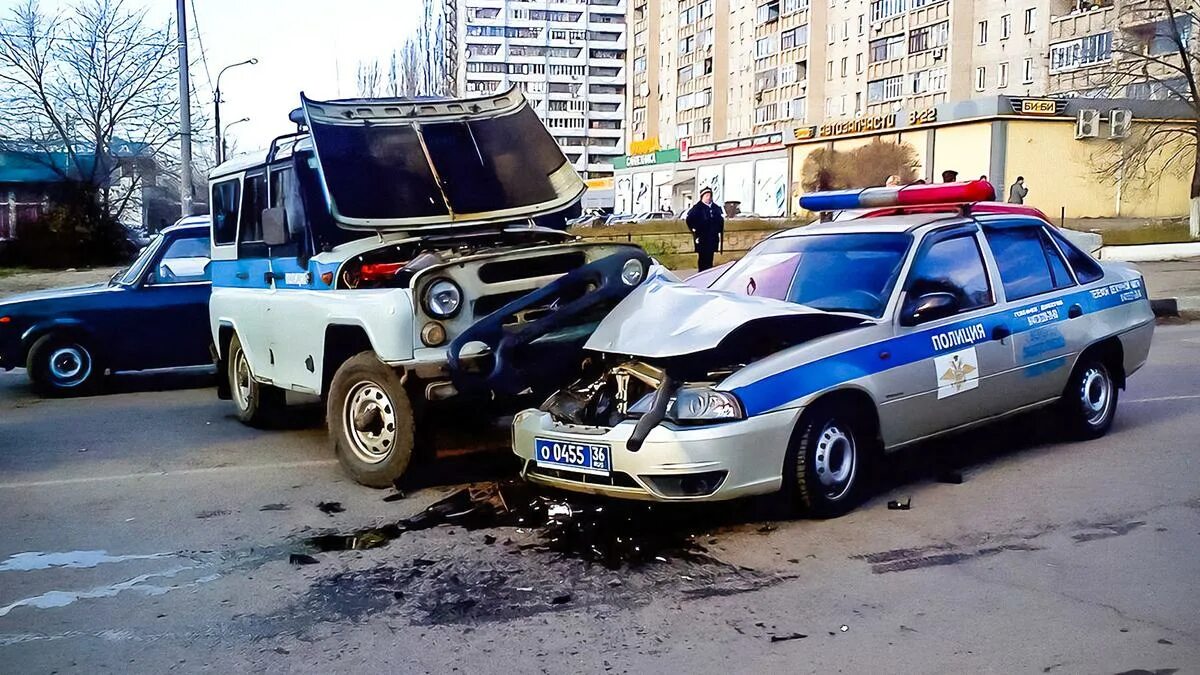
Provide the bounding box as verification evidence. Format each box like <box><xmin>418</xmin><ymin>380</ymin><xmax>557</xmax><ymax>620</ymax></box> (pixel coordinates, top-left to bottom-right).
<box><xmin>1126</xmin><ymin>394</ymin><xmax>1200</xmax><ymax>403</ymax></box>
<box><xmin>0</xmin><ymin>459</ymin><xmax>338</xmax><ymax>489</ymax></box>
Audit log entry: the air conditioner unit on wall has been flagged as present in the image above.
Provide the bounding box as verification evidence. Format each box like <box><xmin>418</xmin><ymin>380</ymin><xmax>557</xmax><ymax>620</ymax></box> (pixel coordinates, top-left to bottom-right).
<box><xmin>1076</xmin><ymin>109</ymin><xmax>1101</xmax><ymax>139</ymax></box>
<box><xmin>932</xmin><ymin>48</ymin><xmax>945</xmax><ymax>60</ymax></box>
<box><xmin>1110</xmin><ymin>108</ymin><xmax>1133</xmax><ymax>138</ymax></box>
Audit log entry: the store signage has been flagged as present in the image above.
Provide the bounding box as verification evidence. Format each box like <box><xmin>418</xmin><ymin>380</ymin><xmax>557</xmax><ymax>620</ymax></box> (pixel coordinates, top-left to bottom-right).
<box><xmin>819</xmin><ymin>114</ymin><xmax>896</xmax><ymax>137</ymax></box>
<box><xmin>684</xmin><ymin>132</ymin><xmax>784</xmax><ymax>161</ymax></box>
<box><xmin>628</xmin><ymin>138</ymin><xmax>661</xmax><ymax>155</ymax></box>
<box><xmin>1011</xmin><ymin>98</ymin><xmax>1067</xmax><ymax>116</ymax></box>
<box><xmin>613</xmin><ymin>147</ymin><xmax>681</xmax><ymax>170</ymax></box>
<box><xmin>792</xmin><ymin>126</ymin><xmax>817</xmax><ymax>140</ymax></box>
<box><xmin>908</xmin><ymin>108</ymin><xmax>938</xmax><ymax>125</ymax></box>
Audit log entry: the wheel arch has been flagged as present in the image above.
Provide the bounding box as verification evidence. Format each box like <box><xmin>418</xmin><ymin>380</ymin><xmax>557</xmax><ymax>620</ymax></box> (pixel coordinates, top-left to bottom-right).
<box><xmin>794</xmin><ymin>385</ymin><xmax>883</xmax><ymax>448</ymax></box>
<box><xmin>1075</xmin><ymin>336</ymin><xmax>1126</xmax><ymax>390</ymax></box>
<box><xmin>20</xmin><ymin>318</ymin><xmax>99</xmax><ymax>364</ymax></box>
<box><xmin>322</xmin><ymin>324</ymin><xmax>379</xmax><ymax>396</ymax></box>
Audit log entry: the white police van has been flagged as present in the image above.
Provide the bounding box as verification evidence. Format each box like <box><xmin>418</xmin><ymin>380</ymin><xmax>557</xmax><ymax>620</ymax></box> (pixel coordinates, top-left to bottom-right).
<box><xmin>207</xmin><ymin>90</ymin><xmax>646</xmax><ymax>487</ymax></box>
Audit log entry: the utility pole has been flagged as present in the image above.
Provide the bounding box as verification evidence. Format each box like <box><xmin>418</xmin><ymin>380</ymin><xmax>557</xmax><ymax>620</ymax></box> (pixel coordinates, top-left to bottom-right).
<box><xmin>176</xmin><ymin>0</ymin><xmax>193</xmax><ymax>217</ymax></box>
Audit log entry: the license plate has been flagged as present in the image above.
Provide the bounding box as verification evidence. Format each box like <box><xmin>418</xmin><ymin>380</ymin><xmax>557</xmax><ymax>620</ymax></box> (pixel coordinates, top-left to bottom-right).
<box><xmin>533</xmin><ymin>438</ymin><xmax>612</xmax><ymax>476</ymax></box>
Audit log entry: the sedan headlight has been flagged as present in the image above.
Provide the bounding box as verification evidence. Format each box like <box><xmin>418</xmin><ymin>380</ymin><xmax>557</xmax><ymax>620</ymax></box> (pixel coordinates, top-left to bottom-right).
<box><xmin>620</xmin><ymin>258</ymin><xmax>645</xmax><ymax>286</ymax></box>
<box><xmin>423</xmin><ymin>278</ymin><xmax>462</xmax><ymax>319</ymax></box>
<box><xmin>628</xmin><ymin>386</ymin><xmax>744</xmax><ymax>423</ymax></box>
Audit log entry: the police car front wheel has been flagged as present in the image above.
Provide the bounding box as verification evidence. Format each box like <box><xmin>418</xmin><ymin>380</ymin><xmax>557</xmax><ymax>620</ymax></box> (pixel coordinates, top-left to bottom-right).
<box><xmin>783</xmin><ymin>404</ymin><xmax>874</xmax><ymax>518</ymax></box>
<box><xmin>327</xmin><ymin>352</ymin><xmax>415</xmax><ymax>488</ymax></box>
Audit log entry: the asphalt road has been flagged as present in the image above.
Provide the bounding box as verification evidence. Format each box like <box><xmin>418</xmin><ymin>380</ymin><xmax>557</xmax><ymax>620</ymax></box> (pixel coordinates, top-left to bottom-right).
<box><xmin>1</xmin><ymin>325</ymin><xmax>1198</xmax><ymax>674</ymax></box>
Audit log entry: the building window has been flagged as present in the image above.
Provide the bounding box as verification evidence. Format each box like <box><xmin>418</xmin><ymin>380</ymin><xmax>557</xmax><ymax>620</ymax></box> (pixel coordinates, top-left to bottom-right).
<box><xmin>854</xmin><ymin>92</ymin><xmax>862</xmax><ymax>114</ymax></box>
<box><xmin>842</xmin><ymin>20</ymin><xmax>849</xmax><ymax>40</ymax></box>
<box><xmin>826</xmin><ymin>59</ymin><xmax>834</xmax><ymax>80</ymax></box>
<box><xmin>908</xmin><ymin>21</ymin><xmax>949</xmax><ymax>54</ymax></box>
<box><xmin>754</xmin><ymin>103</ymin><xmax>777</xmax><ymax>124</ymax></box>
<box><xmin>869</xmin><ymin>34</ymin><xmax>905</xmax><ymax>62</ymax></box>
<box><xmin>856</xmin><ymin>52</ymin><xmax>863</xmax><ymax>73</ymax></box>
<box><xmin>869</xmin><ymin>0</ymin><xmax>905</xmax><ymax>23</ymax></box>
<box><xmin>999</xmin><ymin>62</ymin><xmax>1009</xmax><ymax>88</ymax></box>
<box><xmin>840</xmin><ymin>56</ymin><xmax>848</xmax><ymax>76</ymax></box>
<box><xmin>867</xmin><ymin>74</ymin><xmax>904</xmax><ymax>102</ymax></box>
<box><xmin>828</xmin><ymin>22</ymin><xmax>836</xmax><ymax>43</ymax></box>
<box><xmin>1049</xmin><ymin>32</ymin><xmax>1113</xmax><ymax>73</ymax></box>
<box><xmin>781</xmin><ymin>27</ymin><xmax>797</xmax><ymax>49</ymax></box>
<box><xmin>757</xmin><ymin>1</ymin><xmax>781</xmax><ymax>24</ymax></box>
<box><xmin>911</xmin><ymin>66</ymin><xmax>947</xmax><ymax>94</ymax></box>
<box><xmin>975</xmin><ymin>66</ymin><xmax>986</xmax><ymax>91</ymax></box>
<box><xmin>858</xmin><ymin>14</ymin><xmax>864</xmax><ymax>35</ymax></box>
<box><xmin>1001</xmin><ymin>14</ymin><xmax>1011</xmax><ymax>40</ymax></box>
<box><xmin>756</xmin><ymin>36</ymin><xmax>775</xmax><ymax>57</ymax></box>
<box><xmin>678</xmin><ymin>64</ymin><xmax>694</xmax><ymax>82</ymax></box>
<box><xmin>977</xmin><ymin>20</ymin><xmax>988</xmax><ymax>45</ymax></box>
<box><xmin>1024</xmin><ymin>7</ymin><xmax>1037</xmax><ymax>34</ymax></box>
<box><xmin>1023</xmin><ymin>57</ymin><xmax>1034</xmax><ymax>83</ymax></box>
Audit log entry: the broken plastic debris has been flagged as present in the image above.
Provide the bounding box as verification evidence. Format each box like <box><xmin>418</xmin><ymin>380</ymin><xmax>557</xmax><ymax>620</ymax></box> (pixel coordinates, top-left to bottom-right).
<box><xmin>317</xmin><ymin>501</ymin><xmax>345</xmax><ymax>515</ymax></box>
<box><xmin>769</xmin><ymin>633</ymin><xmax>807</xmax><ymax>642</ymax></box>
<box><xmin>840</xmin><ymin>625</ymin><xmax>849</xmax><ymax>632</ymax></box>
<box><xmin>551</xmin><ymin>593</ymin><xmax>572</xmax><ymax>605</ymax></box>
<box><xmin>887</xmin><ymin>499</ymin><xmax>911</xmax><ymax>510</ymax></box>
<box><xmin>289</xmin><ymin>553</ymin><xmax>319</xmax><ymax>566</ymax></box>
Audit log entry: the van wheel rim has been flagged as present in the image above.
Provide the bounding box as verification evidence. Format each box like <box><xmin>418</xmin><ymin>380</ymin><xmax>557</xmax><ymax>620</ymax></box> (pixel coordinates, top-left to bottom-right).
<box><xmin>48</xmin><ymin>345</ymin><xmax>91</xmax><ymax>386</ymax></box>
<box><xmin>233</xmin><ymin>350</ymin><xmax>253</xmax><ymax>411</ymax></box>
<box><xmin>814</xmin><ymin>422</ymin><xmax>856</xmax><ymax>501</ymax></box>
<box><xmin>344</xmin><ymin>381</ymin><xmax>397</xmax><ymax>464</ymax></box>
<box><xmin>1081</xmin><ymin>366</ymin><xmax>1112</xmax><ymax>427</ymax></box>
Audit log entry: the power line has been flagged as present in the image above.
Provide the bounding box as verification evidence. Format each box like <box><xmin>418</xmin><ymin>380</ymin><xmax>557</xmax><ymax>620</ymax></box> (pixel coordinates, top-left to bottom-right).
<box><xmin>187</xmin><ymin>0</ymin><xmax>213</xmax><ymax>95</ymax></box>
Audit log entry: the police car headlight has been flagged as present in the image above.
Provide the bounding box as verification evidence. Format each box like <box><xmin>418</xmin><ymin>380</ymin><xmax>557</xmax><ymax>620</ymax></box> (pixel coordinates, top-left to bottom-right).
<box><xmin>620</xmin><ymin>258</ymin><xmax>645</xmax><ymax>286</ymax></box>
<box><xmin>670</xmin><ymin>387</ymin><xmax>744</xmax><ymax>422</ymax></box>
<box><xmin>424</xmin><ymin>278</ymin><xmax>462</xmax><ymax>319</ymax></box>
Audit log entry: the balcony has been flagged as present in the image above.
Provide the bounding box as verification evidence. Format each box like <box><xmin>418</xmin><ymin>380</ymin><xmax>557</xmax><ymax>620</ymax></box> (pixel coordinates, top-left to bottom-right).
<box><xmin>1050</xmin><ymin>2</ymin><xmax>1115</xmax><ymax>40</ymax></box>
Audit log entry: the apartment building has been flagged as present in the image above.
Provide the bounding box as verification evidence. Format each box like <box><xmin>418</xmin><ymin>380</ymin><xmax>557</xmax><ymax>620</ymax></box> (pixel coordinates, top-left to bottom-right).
<box><xmin>456</xmin><ymin>0</ymin><xmax>628</xmax><ymax>179</ymax></box>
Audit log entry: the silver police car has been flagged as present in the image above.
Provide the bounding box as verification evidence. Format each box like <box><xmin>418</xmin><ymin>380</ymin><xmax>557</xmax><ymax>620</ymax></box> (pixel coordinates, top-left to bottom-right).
<box><xmin>511</xmin><ymin>184</ymin><xmax>1154</xmax><ymax>516</ymax></box>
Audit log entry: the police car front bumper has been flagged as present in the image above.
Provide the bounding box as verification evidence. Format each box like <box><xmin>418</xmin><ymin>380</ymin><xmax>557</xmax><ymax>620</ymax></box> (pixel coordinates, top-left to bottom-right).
<box><xmin>512</xmin><ymin>408</ymin><xmax>797</xmax><ymax>502</ymax></box>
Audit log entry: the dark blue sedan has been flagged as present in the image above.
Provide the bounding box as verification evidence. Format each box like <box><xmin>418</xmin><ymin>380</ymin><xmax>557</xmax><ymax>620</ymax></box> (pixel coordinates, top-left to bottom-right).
<box><xmin>0</xmin><ymin>217</ymin><xmax>212</xmax><ymax>395</ymax></box>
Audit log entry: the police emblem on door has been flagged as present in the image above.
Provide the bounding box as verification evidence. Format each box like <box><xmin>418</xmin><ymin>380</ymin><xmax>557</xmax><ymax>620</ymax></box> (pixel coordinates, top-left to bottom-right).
<box><xmin>935</xmin><ymin>347</ymin><xmax>979</xmax><ymax>399</ymax></box>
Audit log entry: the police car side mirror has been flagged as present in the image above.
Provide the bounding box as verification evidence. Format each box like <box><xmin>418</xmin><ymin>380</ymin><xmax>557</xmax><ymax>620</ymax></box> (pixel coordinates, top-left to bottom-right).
<box><xmin>262</xmin><ymin>207</ymin><xmax>289</xmax><ymax>247</ymax></box>
<box><xmin>901</xmin><ymin>292</ymin><xmax>958</xmax><ymax>326</ymax></box>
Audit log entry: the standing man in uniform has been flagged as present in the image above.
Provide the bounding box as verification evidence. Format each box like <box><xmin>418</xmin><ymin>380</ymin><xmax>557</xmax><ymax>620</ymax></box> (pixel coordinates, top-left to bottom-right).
<box><xmin>686</xmin><ymin>187</ymin><xmax>724</xmax><ymax>271</ymax></box>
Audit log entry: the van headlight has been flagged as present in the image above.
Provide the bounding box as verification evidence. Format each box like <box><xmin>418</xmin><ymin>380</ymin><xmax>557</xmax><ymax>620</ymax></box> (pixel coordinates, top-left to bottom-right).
<box><xmin>628</xmin><ymin>386</ymin><xmax>744</xmax><ymax>423</ymax></box>
<box><xmin>621</xmin><ymin>258</ymin><xmax>645</xmax><ymax>286</ymax></box>
<box><xmin>424</xmin><ymin>278</ymin><xmax>462</xmax><ymax>319</ymax></box>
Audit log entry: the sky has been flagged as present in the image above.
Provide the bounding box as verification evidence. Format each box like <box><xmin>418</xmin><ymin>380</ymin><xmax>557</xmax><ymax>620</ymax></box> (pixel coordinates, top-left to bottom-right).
<box><xmin>0</xmin><ymin>0</ymin><xmax>422</xmax><ymax>152</ymax></box>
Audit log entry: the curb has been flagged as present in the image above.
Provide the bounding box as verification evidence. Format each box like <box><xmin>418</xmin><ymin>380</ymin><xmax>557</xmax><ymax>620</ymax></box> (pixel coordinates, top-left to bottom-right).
<box><xmin>1100</xmin><ymin>241</ymin><xmax>1200</xmax><ymax>262</ymax></box>
<box><xmin>1151</xmin><ymin>297</ymin><xmax>1200</xmax><ymax>321</ymax></box>
<box><xmin>1150</xmin><ymin>298</ymin><xmax>1179</xmax><ymax>317</ymax></box>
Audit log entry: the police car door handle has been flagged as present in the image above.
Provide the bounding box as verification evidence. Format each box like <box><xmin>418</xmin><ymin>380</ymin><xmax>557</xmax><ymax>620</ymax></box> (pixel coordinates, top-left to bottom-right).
<box><xmin>234</xmin><ymin>272</ymin><xmax>249</xmax><ymax>280</ymax></box>
<box><xmin>264</xmin><ymin>271</ymin><xmax>278</xmax><ymax>284</ymax></box>
<box><xmin>1069</xmin><ymin>303</ymin><xmax>1084</xmax><ymax>319</ymax></box>
<box><xmin>991</xmin><ymin>324</ymin><xmax>1011</xmax><ymax>341</ymax></box>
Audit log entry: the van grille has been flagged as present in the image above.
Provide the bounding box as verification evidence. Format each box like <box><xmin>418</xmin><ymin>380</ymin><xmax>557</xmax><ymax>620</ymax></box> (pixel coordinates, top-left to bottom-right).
<box><xmin>477</xmin><ymin>252</ymin><xmax>586</xmax><ymax>284</ymax></box>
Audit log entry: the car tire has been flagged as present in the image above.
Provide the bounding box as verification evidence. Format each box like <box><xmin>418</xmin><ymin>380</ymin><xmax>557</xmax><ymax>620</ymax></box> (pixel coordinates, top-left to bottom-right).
<box><xmin>1061</xmin><ymin>357</ymin><xmax>1119</xmax><ymax>440</ymax></box>
<box><xmin>327</xmin><ymin>352</ymin><xmax>416</xmax><ymax>488</ymax></box>
<box><xmin>26</xmin><ymin>333</ymin><xmax>103</xmax><ymax>397</ymax></box>
<box><xmin>782</xmin><ymin>403</ymin><xmax>872</xmax><ymax>518</ymax></box>
<box><xmin>228</xmin><ymin>333</ymin><xmax>286</xmax><ymax>427</ymax></box>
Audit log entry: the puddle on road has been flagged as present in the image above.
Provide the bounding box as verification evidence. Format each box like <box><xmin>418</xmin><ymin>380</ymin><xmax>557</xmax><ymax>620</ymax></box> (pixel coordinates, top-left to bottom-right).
<box><xmin>280</xmin><ymin>481</ymin><xmax>785</xmax><ymax>628</ymax></box>
<box><xmin>0</xmin><ymin>550</ymin><xmax>176</xmax><ymax>572</ymax></box>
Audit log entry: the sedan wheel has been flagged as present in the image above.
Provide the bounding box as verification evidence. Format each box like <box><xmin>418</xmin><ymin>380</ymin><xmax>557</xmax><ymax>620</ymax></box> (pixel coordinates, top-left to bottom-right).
<box><xmin>27</xmin><ymin>333</ymin><xmax>102</xmax><ymax>396</ymax></box>
<box><xmin>784</xmin><ymin>403</ymin><xmax>874</xmax><ymax>518</ymax></box>
<box><xmin>1062</xmin><ymin>358</ymin><xmax>1118</xmax><ymax>439</ymax></box>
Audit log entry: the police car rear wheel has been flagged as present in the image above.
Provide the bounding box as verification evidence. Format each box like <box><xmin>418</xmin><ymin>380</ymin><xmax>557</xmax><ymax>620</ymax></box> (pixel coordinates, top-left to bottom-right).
<box><xmin>27</xmin><ymin>333</ymin><xmax>103</xmax><ymax>396</ymax></box>
<box><xmin>784</xmin><ymin>406</ymin><xmax>870</xmax><ymax>518</ymax></box>
<box><xmin>227</xmin><ymin>333</ymin><xmax>285</xmax><ymax>427</ymax></box>
<box><xmin>1062</xmin><ymin>358</ymin><xmax>1118</xmax><ymax>439</ymax></box>
<box><xmin>328</xmin><ymin>352</ymin><xmax>415</xmax><ymax>488</ymax></box>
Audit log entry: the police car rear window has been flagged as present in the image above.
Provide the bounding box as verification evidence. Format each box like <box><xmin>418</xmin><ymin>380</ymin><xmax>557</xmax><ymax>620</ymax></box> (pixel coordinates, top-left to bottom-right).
<box><xmin>983</xmin><ymin>225</ymin><xmax>1074</xmax><ymax>301</ymax></box>
<box><xmin>1048</xmin><ymin>228</ymin><xmax>1104</xmax><ymax>284</ymax></box>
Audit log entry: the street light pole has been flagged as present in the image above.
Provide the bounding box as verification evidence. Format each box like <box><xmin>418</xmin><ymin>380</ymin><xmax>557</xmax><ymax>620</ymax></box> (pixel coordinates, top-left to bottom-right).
<box><xmin>221</xmin><ymin>117</ymin><xmax>250</xmax><ymax>162</ymax></box>
<box><xmin>176</xmin><ymin>0</ymin><xmax>193</xmax><ymax>217</ymax></box>
<box><xmin>214</xmin><ymin>58</ymin><xmax>258</xmax><ymax>164</ymax></box>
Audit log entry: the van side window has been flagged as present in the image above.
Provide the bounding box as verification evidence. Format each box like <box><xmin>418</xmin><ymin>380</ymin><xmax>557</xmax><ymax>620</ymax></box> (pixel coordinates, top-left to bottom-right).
<box><xmin>211</xmin><ymin>179</ymin><xmax>240</xmax><ymax>245</ymax></box>
<box><xmin>239</xmin><ymin>173</ymin><xmax>267</xmax><ymax>245</ymax></box>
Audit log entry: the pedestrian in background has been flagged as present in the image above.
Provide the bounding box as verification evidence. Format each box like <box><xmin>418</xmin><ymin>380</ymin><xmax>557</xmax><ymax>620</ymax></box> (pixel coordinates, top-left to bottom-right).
<box><xmin>941</xmin><ymin>169</ymin><xmax>959</xmax><ymax>182</ymax></box>
<box><xmin>1008</xmin><ymin>176</ymin><xmax>1028</xmax><ymax>204</ymax></box>
<box><xmin>686</xmin><ymin>187</ymin><xmax>724</xmax><ymax>271</ymax></box>
<box><xmin>885</xmin><ymin>175</ymin><xmax>902</xmax><ymax>187</ymax></box>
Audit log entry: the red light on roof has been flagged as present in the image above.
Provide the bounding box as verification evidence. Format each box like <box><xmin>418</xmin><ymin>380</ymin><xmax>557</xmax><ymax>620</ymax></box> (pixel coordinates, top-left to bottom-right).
<box><xmin>894</xmin><ymin>180</ymin><xmax>996</xmax><ymax>206</ymax></box>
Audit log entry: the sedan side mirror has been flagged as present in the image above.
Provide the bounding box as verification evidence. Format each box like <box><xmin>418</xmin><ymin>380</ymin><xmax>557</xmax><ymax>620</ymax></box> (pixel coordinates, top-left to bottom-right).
<box><xmin>901</xmin><ymin>292</ymin><xmax>959</xmax><ymax>326</ymax></box>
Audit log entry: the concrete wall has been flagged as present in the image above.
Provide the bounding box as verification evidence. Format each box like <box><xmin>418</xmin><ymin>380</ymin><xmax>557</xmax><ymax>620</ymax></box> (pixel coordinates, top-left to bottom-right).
<box><xmin>1005</xmin><ymin>119</ymin><xmax>1191</xmax><ymax>219</ymax></box>
<box><xmin>931</xmin><ymin>122</ymin><xmax>993</xmax><ymax>182</ymax></box>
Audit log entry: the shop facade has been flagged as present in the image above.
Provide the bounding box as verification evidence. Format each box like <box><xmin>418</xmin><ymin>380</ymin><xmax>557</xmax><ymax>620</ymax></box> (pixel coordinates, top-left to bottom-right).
<box><xmin>786</xmin><ymin>96</ymin><xmax>1194</xmax><ymax>220</ymax></box>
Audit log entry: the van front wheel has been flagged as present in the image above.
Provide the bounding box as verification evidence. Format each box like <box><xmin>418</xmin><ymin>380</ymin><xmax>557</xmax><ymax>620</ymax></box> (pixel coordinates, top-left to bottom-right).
<box><xmin>327</xmin><ymin>352</ymin><xmax>415</xmax><ymax>488</ymax></box>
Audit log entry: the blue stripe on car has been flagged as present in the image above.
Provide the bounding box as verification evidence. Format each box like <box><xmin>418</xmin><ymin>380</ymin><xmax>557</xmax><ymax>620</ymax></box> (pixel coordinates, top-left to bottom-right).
<box><xmin>731</xmin><ymin>278</ymin><xmax>1146</xmax><ymax>416</ymax></box>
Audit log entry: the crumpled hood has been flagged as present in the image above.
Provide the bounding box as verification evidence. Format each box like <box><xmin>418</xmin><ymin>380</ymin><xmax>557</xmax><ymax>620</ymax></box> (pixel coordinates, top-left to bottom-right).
<box><xmin>0</xmin><ymin>283</ymin><xmax>111</xmax><ymax>308</ymax></box>
<box><xmin>584</xmin><ymin>267</ymin><xmax>868</xmax><ymax>358</ymax></box>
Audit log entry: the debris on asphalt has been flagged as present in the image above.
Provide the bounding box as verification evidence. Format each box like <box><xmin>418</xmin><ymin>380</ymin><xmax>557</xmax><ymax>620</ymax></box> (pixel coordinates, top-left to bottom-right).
<box><xmin>769</xmin><ymin>632</ymin><xmax>807</xmax><ymax>642</ymax></box>
<box><xmin>550</xmin><ymin>593</ymin><xmax>572</xmax><ymax>605</ymax></box>
<box><xmin>757</xmin><ymin>524</ymin><xmax>777</xmax><ymax>534</ymax></box>
<box><xmin>289</xmin><ymin>553</ymin><xmax>319</xmax><ymax>566</ymax></box>
<box><xmin>383</xmin><ymin>489</ymin><xmax>407</xmax><ymax>503</ymax></box>
<box><xmin>317</xmin><ymin>501</ymin><xmax>345</xmax><ymax>515</ymax></box>
<box><xmin>259</xmin><ymin>503</ymin><xmax>289</xmax><ymax>511</ymax></box>
<box><xmin>840</xmin><ymin>625</ymin><xmax>849</xmax><ymax>632</ymax></box>
<box><xmin>887</xmin><ymin>499</ymin><xmax>912</xmax><ymax>511</ymax></box>
<box><xmin>483</xmin><ymin>534</ymin><xmax>497</xmax><ymax>545</ymax></box>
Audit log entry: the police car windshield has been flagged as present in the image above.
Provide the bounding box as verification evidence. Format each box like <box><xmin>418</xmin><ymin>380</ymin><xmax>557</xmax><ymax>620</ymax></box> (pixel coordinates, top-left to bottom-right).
<box><xmin>710</xmin><ymin>233</ymin><xmax>910</xmax><ymax>317</ymax></box>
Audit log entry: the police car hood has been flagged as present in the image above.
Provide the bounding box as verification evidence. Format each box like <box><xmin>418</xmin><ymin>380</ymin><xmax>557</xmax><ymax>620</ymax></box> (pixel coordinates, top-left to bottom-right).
<box><xmin>301</xmin><ymin>88</ymin><xmax>585</xmax><ymax>232</ymax></box>
<box><xmin>584</xmin><ymin>267</ymin><xmax>869</xmax><ymax>358</ymax></box>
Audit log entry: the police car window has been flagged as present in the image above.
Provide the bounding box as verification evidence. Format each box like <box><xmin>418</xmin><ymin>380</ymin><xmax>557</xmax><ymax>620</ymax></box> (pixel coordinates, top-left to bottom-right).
<box><xmin>1048</xmin><ymin>227</ymin><xmax>1104</xmax><ymax>284</ymax></box>
<box><xmin>211</xmin><ymin>179</ymin><xmax>240</xmax><ymax>246</ymax></box>
<box><xmin>906</xmin><ymin>235</ymin><xmax>993</xmax><ymax>312</ymax></box>
<box><xmin>155</xmin><ymin>235</ymin><xmax>210</xmax><ymax>284</ymax></box>
<box><xmin>983</xmin><ymin>225</ymin><xmax>1072</xmax><ymax>301</ymax></box>
<box><xmin>239</xmin><ymin>173</ymin><xmax>267</xmax><ymax>244</ymax></box>
<box><xmin>710</xmin><ymin>233</ymin><xmax>909</xmax><ymax>317</ymax></box>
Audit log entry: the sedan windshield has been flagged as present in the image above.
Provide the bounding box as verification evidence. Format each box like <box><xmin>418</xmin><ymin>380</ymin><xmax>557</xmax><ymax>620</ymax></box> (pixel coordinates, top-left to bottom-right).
<box><xmin>116</xmin><ymin>234</ymin><xmax>163</xmax><ymax>286</ymax></box>
<box><xmin>709</xmin><ymin>233</ymin><xmax>910</xmax><ymax>316</ymax></box>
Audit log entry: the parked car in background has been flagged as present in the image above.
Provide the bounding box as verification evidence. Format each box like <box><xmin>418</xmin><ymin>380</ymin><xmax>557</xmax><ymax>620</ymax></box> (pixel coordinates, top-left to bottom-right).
<box><xmin>0</xmin><ymin>216</ymin><xmax>213</xmax><ymax>395</ymax></box>
<box><xmin>628</xmin><ymin>211</ymin><xmax>675</xmax><ymax>223</ymax></box>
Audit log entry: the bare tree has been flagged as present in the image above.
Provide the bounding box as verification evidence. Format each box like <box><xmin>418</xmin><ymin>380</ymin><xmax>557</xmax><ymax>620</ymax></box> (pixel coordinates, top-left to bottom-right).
<box><xmin>356</xmin><ymin>0</ymin><xmax>455</xmax><ymax>98</ymax></box>
<box><xmin>1090</xmin><ymin>0</ymin><xmax>1200</xmax><ymax>237</ymax></box>
<box><xmin>0</xmin><ymin>0</ymin><xmax>185</xmax><ymax>230</ymax></box>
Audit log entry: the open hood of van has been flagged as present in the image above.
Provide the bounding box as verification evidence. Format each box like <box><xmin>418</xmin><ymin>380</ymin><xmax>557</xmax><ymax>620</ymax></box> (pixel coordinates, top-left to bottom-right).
<box><xmin>300</xmin><ymin>89</ymin><xmax>586</xmax><ymax>231</ymax></box>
